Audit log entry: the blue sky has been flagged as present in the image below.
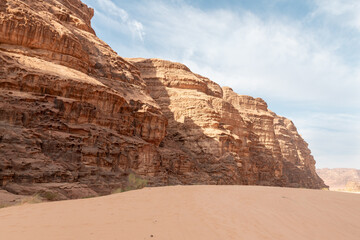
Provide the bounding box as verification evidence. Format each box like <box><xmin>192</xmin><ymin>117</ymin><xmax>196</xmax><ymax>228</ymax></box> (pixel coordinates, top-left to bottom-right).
<box><xmin>82</xmin><ymin>0</ymin><xmax>360</xmax><ymax>169</ymax></box>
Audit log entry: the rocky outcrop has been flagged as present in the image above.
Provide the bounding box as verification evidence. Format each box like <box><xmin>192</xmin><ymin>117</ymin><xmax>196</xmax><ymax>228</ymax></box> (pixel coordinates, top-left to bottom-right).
<box><xmin>317</xmin><ymin>168</ymin><xmax>360</xmax><ymax>190</ymax></box>
<box><xmin>0</xmin><ymin>0</ymin><xmax>326</xmax><ymax>199</ymax></box>
<box><xmin>128</xmin><ymin>58</ymin><xmax>326</xmax><ymax>189</ymax></box>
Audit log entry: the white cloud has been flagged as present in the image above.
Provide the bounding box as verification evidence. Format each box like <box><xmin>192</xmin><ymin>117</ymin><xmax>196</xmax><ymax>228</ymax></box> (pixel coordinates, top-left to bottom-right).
<box><xmin>122</xmin><ymin>1</ymin><xmax>359</xmax><ymax>108</ymax></box>
<box><xmin>313</xmin><ymin>0</ymin><xmax>360</xmax><ymax>30</ymax></box>
<box><xmin>94</xmin><ymin>0</ymin><xmax>144</xmax><ymax>41</ymax></box>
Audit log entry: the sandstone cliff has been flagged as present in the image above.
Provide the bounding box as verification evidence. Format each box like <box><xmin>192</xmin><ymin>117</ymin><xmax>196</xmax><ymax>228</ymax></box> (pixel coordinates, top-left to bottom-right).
<box><xmin>128</xmin><ymin>58</ymin><xmax>326</xmax><ymax>189</ymax></box>
<box><xmin>0</xmin><ymin>0</ymin><xmax>167</xmax><ymax>199</ymax></box>
<box><xmin>0</xmin><ymin>0</ymin><xmax>326</xmax><ymax>199</ymax></box>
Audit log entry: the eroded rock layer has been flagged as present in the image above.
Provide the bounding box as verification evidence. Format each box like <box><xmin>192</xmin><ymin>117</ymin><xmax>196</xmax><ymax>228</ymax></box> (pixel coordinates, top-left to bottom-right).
<box><xmin>0</xmin><ymin>0</ymin><xmax>326</xmax><ymax>199</ymax></box>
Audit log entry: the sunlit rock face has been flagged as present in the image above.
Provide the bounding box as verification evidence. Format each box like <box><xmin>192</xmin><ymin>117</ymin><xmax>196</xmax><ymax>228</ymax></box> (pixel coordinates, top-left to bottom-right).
<box><xmin>0</xmin><ymin>0</ymin><xmax>326</xmax><ymax>199</ymax></box>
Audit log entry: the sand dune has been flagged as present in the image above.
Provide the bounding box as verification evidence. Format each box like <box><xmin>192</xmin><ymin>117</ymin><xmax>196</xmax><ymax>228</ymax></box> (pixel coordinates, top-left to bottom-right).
<box><xmin>0</xmin><ymin>185</ymin><xmax>359</xmax><ymax>240</ymax></box>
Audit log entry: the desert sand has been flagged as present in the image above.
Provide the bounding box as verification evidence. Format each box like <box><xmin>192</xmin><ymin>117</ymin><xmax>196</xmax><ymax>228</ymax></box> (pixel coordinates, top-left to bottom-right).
<box><xmin>0</xmin><ymin>185</ymin><xmax>359</xmax><ymax>240</ymax></box>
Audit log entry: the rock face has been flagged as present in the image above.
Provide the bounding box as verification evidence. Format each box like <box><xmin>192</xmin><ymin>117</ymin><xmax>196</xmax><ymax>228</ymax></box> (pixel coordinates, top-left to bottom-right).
<box><xmin>0</xmin><ymin>0</ymin><xmax>167</xmax><ymax>199</ymax></box>
<box><xmin>317</xmin><ymin>168</ymin><xmax>360</xmax><ymax>190</ymax></box>
<box><xmin>127</xmin><ymin>58</ymin><xmax>326</xmax><ymax>189</ymax></box>
<box><xmin>0</xmin><ymin>0</ymin><xmax>326</xmax><ymax>199</ymax></box>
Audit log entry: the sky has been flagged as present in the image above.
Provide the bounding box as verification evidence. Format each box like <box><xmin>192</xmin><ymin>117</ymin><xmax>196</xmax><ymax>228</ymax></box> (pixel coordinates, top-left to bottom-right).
<box><xmin>82</xmin><ymin>0</ymin><xmax>360</xmax><ymax>169</ymax></box>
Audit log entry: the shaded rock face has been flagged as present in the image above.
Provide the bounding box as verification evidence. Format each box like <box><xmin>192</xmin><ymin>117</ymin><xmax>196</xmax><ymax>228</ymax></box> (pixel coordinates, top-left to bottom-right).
<box><xmin>128</xmin><ymin>58</ymin><xmax>327</xmax><ymax>189</ymax></box>
<box><xmin>0</xmin><ymin>0</ymin><xmax>326</xmax><ymax>199</ymax></box>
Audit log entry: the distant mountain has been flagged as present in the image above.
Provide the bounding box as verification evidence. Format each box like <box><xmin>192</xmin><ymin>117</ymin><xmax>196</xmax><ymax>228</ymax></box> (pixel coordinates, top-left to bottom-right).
<box><xmin>316</xmin><ymin>168</ymin><xmax>360</xmax><ymax>190</ymax></box>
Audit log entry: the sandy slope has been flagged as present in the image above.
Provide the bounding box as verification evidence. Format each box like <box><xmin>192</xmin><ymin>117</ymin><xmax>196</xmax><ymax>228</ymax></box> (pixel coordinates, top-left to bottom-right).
<box><xmin>0</xmin><ymin>186</ymin><xmax>359</xmax><ymax>240</ymax></box>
